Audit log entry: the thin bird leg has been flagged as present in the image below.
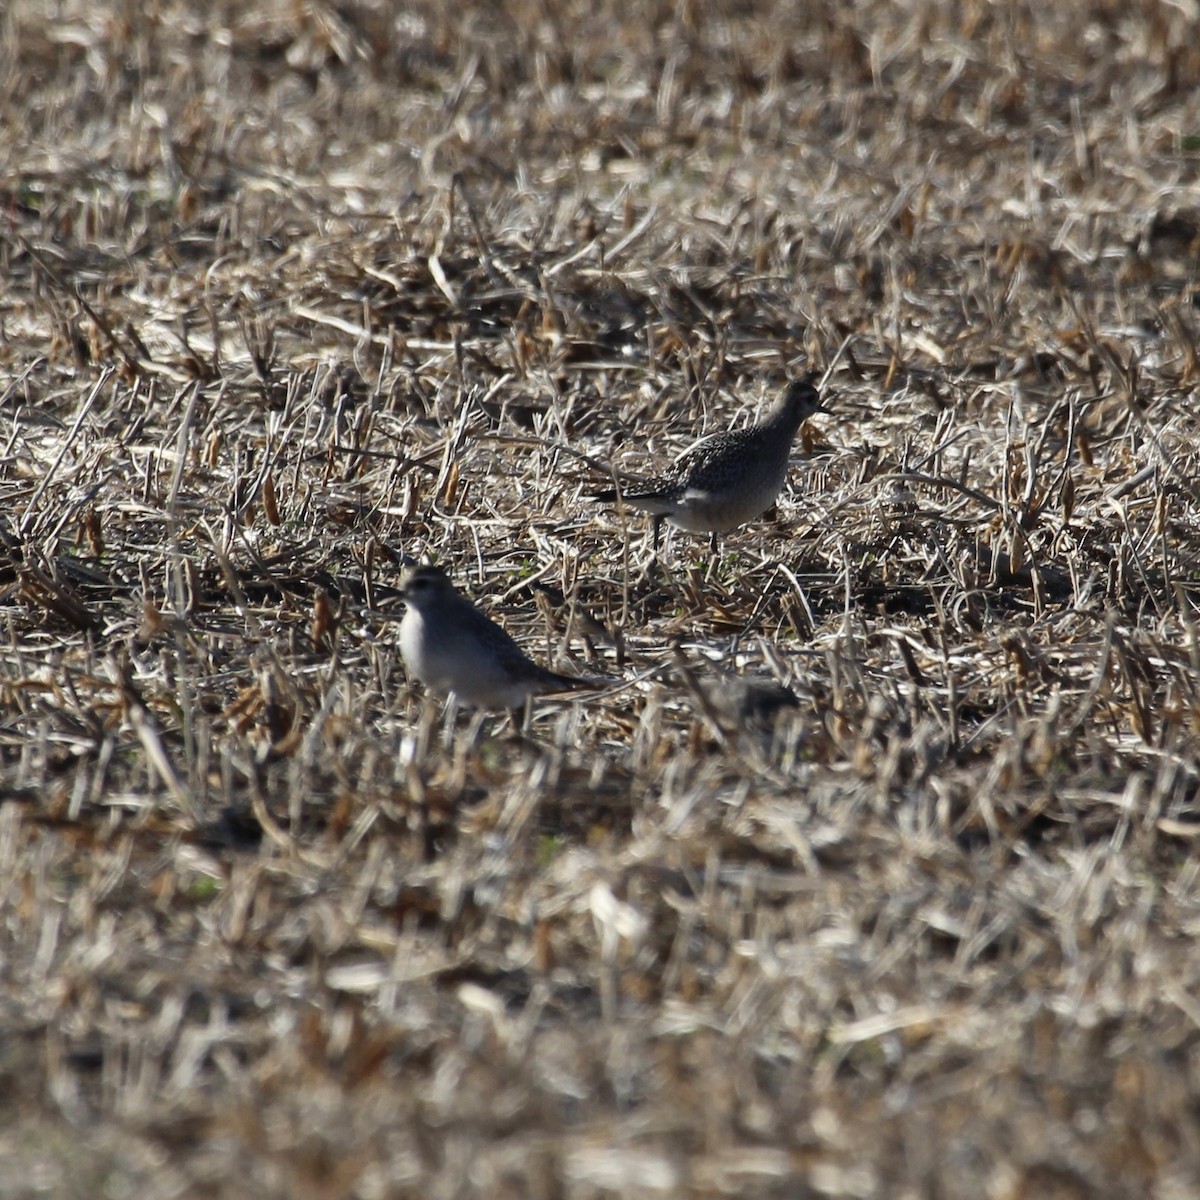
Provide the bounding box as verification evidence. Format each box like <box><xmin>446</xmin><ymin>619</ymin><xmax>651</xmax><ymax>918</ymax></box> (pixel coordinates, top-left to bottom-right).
<box><xmin>705</xmin><ymin>531</ymin><xmax>720</xmax><ymax>581</ymax></box>
<box><xmin>507</xmin><ymin>699</ymin><xmax>532</xmax><ymax>739</ymax></box>
<box><xmin>652</xmin><ymin>514</ymin><xmax>664</xmax><ymax>554</ymax></box>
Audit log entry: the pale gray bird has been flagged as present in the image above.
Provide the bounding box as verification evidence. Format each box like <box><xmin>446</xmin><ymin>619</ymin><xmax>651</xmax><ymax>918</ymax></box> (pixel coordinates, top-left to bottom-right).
<box><xmin>398</xmin><ymin>565</ymin><xmax>591</xmax><ymax>713</ymax></box>
<box><xmin>593</xmin><ymin>375</ymin><xmax>826</xmax><ymax>552</ymax></box>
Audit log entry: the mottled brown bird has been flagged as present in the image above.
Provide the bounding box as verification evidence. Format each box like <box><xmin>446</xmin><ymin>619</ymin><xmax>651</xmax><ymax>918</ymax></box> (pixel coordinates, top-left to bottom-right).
<box><xmin>594</xmin><ymin>376</ymin><xmax>825</xmax><ymax>551</ymax></box>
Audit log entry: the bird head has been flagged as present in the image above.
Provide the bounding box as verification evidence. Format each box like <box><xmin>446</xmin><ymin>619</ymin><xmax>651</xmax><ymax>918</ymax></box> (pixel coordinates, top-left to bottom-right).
<box><xmin>781</xmin><ymin>373</ymin><xmax>826</xmax><ymax>420</ymax></box>
<box><xmin>400</xmin><ymin>564</ymin><xmax>455</xmax><ymax>610</ymax></box>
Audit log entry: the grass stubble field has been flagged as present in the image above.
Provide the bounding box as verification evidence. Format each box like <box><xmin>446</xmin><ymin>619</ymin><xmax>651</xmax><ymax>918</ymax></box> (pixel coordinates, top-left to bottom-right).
<box><xmin>4</xmin><ymin>1</ymin><xmax>1200</xmax><ymax>1196</ymax></box>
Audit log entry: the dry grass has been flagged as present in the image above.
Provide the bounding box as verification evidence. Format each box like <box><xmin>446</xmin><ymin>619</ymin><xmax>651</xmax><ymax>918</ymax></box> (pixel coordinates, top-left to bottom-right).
<box><xmin>4</xmin><ymin>1</ymin><xmax>1200</xmax><ymax>1196</ymax></box>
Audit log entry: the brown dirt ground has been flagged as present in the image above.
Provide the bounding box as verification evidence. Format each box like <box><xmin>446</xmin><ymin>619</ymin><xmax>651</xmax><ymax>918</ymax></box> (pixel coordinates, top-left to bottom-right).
<box><xmin>4</xmin><ymin>1</ymin><xmax>1200</xmax><ymax>1197</ymax></box>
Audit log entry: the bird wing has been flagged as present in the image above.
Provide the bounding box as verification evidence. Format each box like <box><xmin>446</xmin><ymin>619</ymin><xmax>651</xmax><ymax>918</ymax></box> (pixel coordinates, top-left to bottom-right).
<box><xmin>670</xmin><ymin>428</ymin><xmax>757</xmax><ymax>490</ymax></box>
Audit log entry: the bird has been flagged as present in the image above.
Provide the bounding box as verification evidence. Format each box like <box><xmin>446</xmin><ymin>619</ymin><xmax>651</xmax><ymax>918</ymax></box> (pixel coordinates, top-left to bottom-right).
<box><xmin>670</xmin><ymin>642</ymin><xmax>800</xmax><ymax>739</ymax></box>
<box><xmin>398</xmin><ymin>564</ymin><xmax>593</xmax><ymax>715</ymax></box>
<box><xmin>710</xmin><ymin>675</ymin><xmax>801</xmax><ymax>729</ymax></box>
<box><xmin>593</xmin><ymin>375</ymin><xmax>826</xmax><ymax>553</ymax></box>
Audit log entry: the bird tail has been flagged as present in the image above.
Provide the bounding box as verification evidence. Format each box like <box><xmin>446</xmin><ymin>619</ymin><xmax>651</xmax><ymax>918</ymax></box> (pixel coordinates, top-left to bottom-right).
<box><xmin>591</xmin><ymin>487</ymin><xmax>676</xmax><ymax>515</ymax></box>
<box><xmin>539</xmin><ymin>670</ymin><xmax>608</xmax><ymax>695</ymax></box>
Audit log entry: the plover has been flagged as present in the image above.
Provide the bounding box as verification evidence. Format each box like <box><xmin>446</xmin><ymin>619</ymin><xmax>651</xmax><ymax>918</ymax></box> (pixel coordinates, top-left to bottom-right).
<box><xmin>593</xmin><ymin>375</ymin><xmax>825</xmax><ymax>552</ymax></box>
<box><xmin>399</xmin><ymin>564</ymin><xmax>592</xmax><ymax>714</ymax></box>
<box><xmin>671</xmin><ymin>642</ymin><xmax>800</xmax><ymax>738</ymax></box>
